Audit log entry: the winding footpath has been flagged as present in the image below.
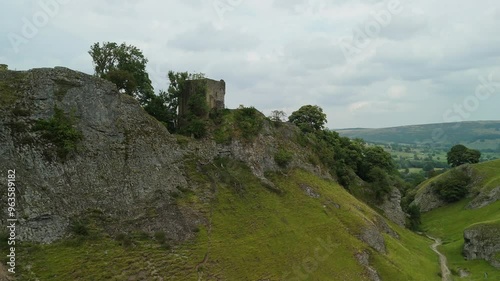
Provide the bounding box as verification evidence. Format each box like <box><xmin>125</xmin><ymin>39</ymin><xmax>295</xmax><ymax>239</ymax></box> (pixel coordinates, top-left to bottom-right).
<box><xmin>426</xmin><ymin>235</ymin><xmax>452</xmax><ymax>281</ymax></box>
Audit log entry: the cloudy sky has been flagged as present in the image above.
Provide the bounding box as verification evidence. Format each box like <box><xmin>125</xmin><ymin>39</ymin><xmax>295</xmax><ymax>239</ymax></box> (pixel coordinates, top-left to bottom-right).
<box><xmin>2</xmin><ymin>0</ymin><xmax>500</xmax><ymax>128</ymax></box>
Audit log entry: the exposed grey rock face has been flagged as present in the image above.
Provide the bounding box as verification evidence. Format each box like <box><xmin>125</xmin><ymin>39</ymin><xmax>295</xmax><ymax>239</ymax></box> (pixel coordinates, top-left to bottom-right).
<box><xmin>359</xmin><ymin>224</ymin><xmax>387</xmax><ymax>254</ymax></box>
<box><xmin>299</xmin><ymin>183</ymin><xmax>321</xmax><ymax>198</ymax></box>
<box><xmin>0</xmin><ymin>67</ymin><xmax>194</xmax><ymax>243</ymax></box>
<box><xmin>377</xmin><ymin>187</ymin><xmax>406</xmax><ymax>227</ymax></box>
<box><xmin>225</xmin><ymin>122</ymin><xmax>332</xmax><ymax>182</ymax></box>
<box><xmin>180</xmin><ymin>119</ymin><xmax>332</xmax><ymax>189</ymax></box>
<box><xmin>355</xmin><ymin>250</ymin><xmax>381</xmax><ymax>281</ymax></box>
<box><xmin>412</xmin><ymin>184</ymin><xmax>447</xmax><ymax>213</ymax></box>
<box><xmin>467</xmin><ymin>186</ymin><xmax>500</xmax><ymax>209</ymax></box>
<box><xmin>463</xmin><ymin>223</ymin><xmax>500</xmax><ymax>268</ymax></box>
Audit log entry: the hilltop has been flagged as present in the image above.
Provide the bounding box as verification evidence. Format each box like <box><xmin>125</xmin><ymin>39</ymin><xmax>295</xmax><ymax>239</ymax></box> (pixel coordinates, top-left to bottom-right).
<box><xmin>0</xmin><ymin>67</ymin><xmax>445</xmax><ymax>280</ymax></box>
<box><xmin>337</xmin><ymin>121</ymin><xmax>500</xmax><ymax>151</ymax></box>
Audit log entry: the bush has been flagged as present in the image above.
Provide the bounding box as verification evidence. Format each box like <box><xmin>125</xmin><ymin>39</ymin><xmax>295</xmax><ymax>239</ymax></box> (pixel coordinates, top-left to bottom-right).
<box><xmin>70</xmin><ymin>220</ymin><xmax>89</xmax><ymax>236</ymax></box>
<box><xmin>214</xmin><ymin>127</ymin><xmax>232</xmax><ymax>144</ymax></box>
<box><xmin>234</xmin><ymin>106</ymin><xmax>263</xmax><ymax>140</ymax></box>
<box><xmin>407</xmin><ymin>204</ymin><xmax>421</xmax><ymax>231</ymax></box>
<box><xmin>274</xmin><ymin>148</ymin><xmax>293</xmax><ymax>168</ymax></box>
<box><xmin>432</xmin><ymin>169</ymin><xmax>471</xmax><ymax>202</ymax></box>
<box><xmin>209</xmin><ymin>108</ymin><xmax>230</xmax><ymax>125</ymax></box>
<box><xmin>115</xmin><ymin>233</ymin><xmax>133</xmax><ymax>247</ymax></box>
<box><xmin>154</xmin><ymin>231</ymin><xmax>167</xmax><ymax>244</ymax></box>
<box><xmin>34</xmin><ymin>106</ymin><xmax>83</xmax><ymax>159</ymax></box>
<box><xmin>184</xmin><ymin>118</ymin><xmax>207</xmax><ymax>139</ymax></box>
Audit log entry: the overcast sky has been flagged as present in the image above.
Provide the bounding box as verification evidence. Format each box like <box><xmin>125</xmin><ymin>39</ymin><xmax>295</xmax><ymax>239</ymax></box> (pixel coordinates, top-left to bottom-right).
<box><xmin>2</xmin><ymin>0</ymin><xmax>500</xmax><ymax>128</ymax></box>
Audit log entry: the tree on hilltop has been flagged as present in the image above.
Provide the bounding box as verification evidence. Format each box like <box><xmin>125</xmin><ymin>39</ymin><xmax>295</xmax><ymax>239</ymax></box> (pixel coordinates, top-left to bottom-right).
<box><xmin>288</xmin><ymin>105</ymin><xmax>327</xmax><ymax>132</ymax></box>
<box><xmin>89</xmin><ymin>42</ymin><xmax>154</xmax><ymax>104</ymax></box>
<box><xmin>446</xmin><ymin>144</ymin><xmax>481</xmax><ymax>167</ymax></box>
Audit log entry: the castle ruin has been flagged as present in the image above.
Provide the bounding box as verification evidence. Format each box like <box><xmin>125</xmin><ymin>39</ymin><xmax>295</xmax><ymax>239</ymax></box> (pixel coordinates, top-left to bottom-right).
<box><xmin>178</xmin><ymin>78</ymin><xmax>225</xmax><ymax>118</ymax></box>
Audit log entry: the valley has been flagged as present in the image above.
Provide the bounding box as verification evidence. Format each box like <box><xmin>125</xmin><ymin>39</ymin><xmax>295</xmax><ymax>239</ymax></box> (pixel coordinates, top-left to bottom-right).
<box><xmin>1</xmin><ymin>67</ymin><xmax>499</xmax><ymax>280</ymax></box>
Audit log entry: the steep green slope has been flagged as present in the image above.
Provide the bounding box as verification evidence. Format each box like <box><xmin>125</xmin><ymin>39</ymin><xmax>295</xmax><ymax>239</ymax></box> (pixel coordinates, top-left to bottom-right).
<box><xmin>18</xmin><ymin>160</ymin><xmax>440</xmax><ymax>280</ymax></box>
<box><xmin>421</xmin><ymin>160</ymin><xmax>500</xmax><ymax>280</ymax></box>
<box><xmin>473</xmin><ymin>159</ymin><xmax>500</xmax><ymax>192</ymax></box>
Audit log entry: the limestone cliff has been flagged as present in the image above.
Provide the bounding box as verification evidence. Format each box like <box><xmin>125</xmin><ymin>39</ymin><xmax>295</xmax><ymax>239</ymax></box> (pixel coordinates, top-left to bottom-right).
<box><xmin>0</xmin><ymin>67</ymin><xmax>338</xmax><ymax>244</ymax></box>
<box><xmin>463</xmin><ymin>222</ymin><xmax>500</xmax><ymax>268</ymax></box>
<box><xmin>0</xmin><ymin>67</ymin><xmax>194</xmax><ymax>243</ymax></box>
<box><xmin>0</xmin><ymin>67</ymin><xmax>404</xmax><ymax>246</ymax></box>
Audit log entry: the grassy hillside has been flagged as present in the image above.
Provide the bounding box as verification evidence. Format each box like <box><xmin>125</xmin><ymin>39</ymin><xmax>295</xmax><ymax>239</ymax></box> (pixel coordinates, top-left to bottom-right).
<box><xmin>17</xmin><ymin>160</ymin><xmax>441</xmax><ymax>280</ymax></box>
<box><xmin>421</xmin><ymin>160</ymin><xmax>500</xmax><ymax>280</ymax></box>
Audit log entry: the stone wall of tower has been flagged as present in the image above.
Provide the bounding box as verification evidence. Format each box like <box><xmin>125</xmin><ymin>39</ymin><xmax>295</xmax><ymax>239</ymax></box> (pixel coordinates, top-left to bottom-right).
<box><xmin>179</xmin><ymin>78</ymin><xmax>225</xmax><ymax>118</ymax></box>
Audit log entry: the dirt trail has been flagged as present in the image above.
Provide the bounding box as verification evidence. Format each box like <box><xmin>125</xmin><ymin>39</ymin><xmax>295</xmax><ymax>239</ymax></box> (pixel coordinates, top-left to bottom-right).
<box><xmin>427</xmin><ymin>235</ymin><xmax>452</xmax><ymax>281</ymax></box>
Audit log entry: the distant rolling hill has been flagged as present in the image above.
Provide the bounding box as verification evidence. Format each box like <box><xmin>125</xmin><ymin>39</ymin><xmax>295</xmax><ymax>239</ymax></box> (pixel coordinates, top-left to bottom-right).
<box><xmin>336</xmin><ymin>121</ymin><xmax>500</xmax><ymax>151</ymax></box>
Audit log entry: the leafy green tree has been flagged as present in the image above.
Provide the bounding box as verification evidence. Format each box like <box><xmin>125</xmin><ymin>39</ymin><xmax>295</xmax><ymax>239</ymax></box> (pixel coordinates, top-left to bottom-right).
<box><xmin>89</xmin><ymin>42</ymin><xmax>154</xmax><ymax>104</ymax></box>
<box><xmin>432</xmin><ymin>169</ymin><xmax>471</xmax><ymax>202</ymax></box>
<box><xmin>422</xmin><ymin>162</ymin><xmax>434</xmax><ymax>172</ymax></box>
<box><xmin>289</xmin><ymin>105</ymin><xmax>327</xmax><ymax>132</ymax></box>
<box><xmin>167</xmin><ymin>71</ymin><xmax>209</xmax><ymax>138</ymax></box>
<box><xmin>141</xmin><ymin>71</ymin><xmax>206</xmax><ymax>133</ymax></box>
<box><xmin>358</xmin><ymin>146</ymin><xmax>395</xmax><ymax>180</ymax></box>
<box><xmin>367</xmin><ymin>166</ymin><xmax>392</xmax><ymax>201</ymax></box>
<box><xmin>234</xmin><ymin>106</ymin><xmax>264</xmax><ymax>140</ymax></box>
<box><xmin>446</xmin><ymin>144</ymin><xmax>481</xmax><ymax>167</ymax></box>
<box><xmin>166</xmin><ymin>71</ymin><xmax>206</xmax><ymax>126</ymax></box>
<box><xmin>407</xmin><ymin>204</ymin><xmax>421</xmax><ymax>230</ymax></box>
<box><xmin>142</xmin><ymin>90</ymin><xmax>175</xmax><ymax>131</ymax></box>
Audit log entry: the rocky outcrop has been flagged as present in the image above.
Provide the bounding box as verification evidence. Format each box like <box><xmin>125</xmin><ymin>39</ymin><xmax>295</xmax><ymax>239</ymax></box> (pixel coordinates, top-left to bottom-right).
<box><xmin>0</xmin><ymin>67</ymin><xmax>194</xmax><ymax>243</ymax></box>
<box><xmin>412</xmin><ymin>179</ymin><xmax>448</xmax><ymax>213</ymax></box>
<box><xmin>358</xmin><ymin>215</ymin><xmax>399</xmax><ymax>254</ymax></box>
<box><xmin>467</xmin><ymin>186</ymin><xmax>500</xmax><ymax>209</ymax></box>
<box><xmin>359</xmin><ymin>225</ymin><xmax>387</xmax><ymax>254</ymax></box>
<box><xmin>377</xmin><ymin>187</ymin><xmax>406</xmax><ymax>227</ymax></box>
<box><xmin>463</xmin><ymin>222</ymin><xmax>500</xmax><ymax>268</ymax></box>
<box><xmin>355</xmin><ymin>250</ymin><xmax>381</xmax><ymax>281</ymax></box>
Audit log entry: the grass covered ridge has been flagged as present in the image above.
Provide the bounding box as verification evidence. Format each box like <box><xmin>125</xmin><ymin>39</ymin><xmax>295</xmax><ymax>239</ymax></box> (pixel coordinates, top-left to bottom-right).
<box><xmin>17</xmin><ymin>159</ymin><xmax>440</xmax><ymax>280</ymax></box>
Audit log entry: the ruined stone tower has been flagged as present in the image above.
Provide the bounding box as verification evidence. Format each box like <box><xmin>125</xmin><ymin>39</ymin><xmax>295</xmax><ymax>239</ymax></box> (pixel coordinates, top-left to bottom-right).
<box><xmin>178</xmin><ymin>78</ymin><xmax>225</xmax><ymax>118</ymax></box>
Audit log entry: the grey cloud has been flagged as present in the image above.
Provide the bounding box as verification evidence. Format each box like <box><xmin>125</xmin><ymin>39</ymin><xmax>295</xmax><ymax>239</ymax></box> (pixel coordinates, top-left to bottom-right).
<box><xmin>283</xmin><ymin>37</ymin><xmax>346</xmax><ymax>70</ymax></box>
<box><xmin>168</xmin><ymin>24</ymin><xmax>260</xmax><ymax>52</ymax></box>
<box><xmin>379</xmin><ymin>12</ymin><xmax>428</xmax><ymax>40</ymax></box>
<box><xmin>2</xmin><ymin>0</ymin><xmax>500</xmax><ymax>128</ymax></box>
